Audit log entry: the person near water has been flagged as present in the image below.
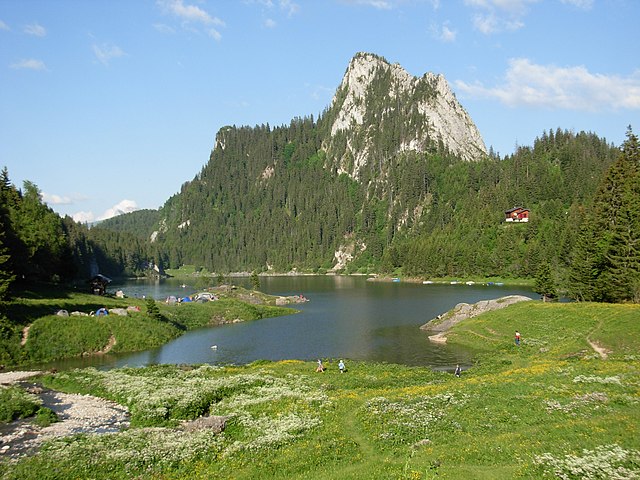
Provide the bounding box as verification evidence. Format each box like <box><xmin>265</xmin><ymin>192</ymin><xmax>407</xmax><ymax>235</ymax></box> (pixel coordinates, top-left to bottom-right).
<box><xmin>515</xmin><ymin>330</ymin><xmax>521</xmax><ymax>345</ymax></box>
<box><xmin>338</xmin><ymin>359</ymin><xmax>345</xmax><ymax>373</ymax></box>
<box><xmin>316</xmin><ymin>359</ymin><xmax>325</xmax><ymax>372</ymax></box>
<box><xmin>455</xmin><ymin>364</ymin><xmax>461</xmax><ymax>377</ymax></box>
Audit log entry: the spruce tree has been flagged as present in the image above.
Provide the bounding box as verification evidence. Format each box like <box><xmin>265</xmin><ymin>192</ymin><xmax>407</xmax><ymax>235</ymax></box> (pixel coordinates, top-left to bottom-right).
<box><xmin>251</xmin><ymin>270</ymin><xmax>260</xmax><ymax>290</ymax></box>
<box><xmin>569</xmin><ymin>127</ymin><xmax>640</xmax><ymax>302</ymax></box>
<box><xmin>145</xmin><ymin>297</ymin><xmax>161</xmax><ymax>321</ymax></box>
<box><xmin>534</xmin><ymin>261</ymin><xmax>557</xmax><ymax>302</ymax></box>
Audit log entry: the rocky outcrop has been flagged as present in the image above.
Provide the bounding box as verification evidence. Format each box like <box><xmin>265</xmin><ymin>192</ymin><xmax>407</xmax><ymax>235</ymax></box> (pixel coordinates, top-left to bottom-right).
<box><xmin>421</xmin><ymin>295</ymin><xmax>532</xmax><ymax>343</ymax></box>
<box><xmin>325</xmin><ymin>52</ymin><xmax>487</xmax><ymax>179</ymax></box>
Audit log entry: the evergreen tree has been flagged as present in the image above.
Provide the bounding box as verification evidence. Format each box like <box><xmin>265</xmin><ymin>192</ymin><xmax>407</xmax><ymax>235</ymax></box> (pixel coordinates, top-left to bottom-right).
<box><xmin>145</xmin><ymin>297</ymin><xmax>161</xmax><ymax>321</ymax></box>
<box><xmin>534</xmin><ymin>261</ymin><xmax>557</xmax><ymax>302</ymax></box>
<box><xmin>251</xmin><ymin>270</ymin><xmax>260</xmax><ymax>290</ymax></box>
<box><xmin>569</xmin><ymin>127</ymin><xmax>640</xmax><ymax>302</ymax></box>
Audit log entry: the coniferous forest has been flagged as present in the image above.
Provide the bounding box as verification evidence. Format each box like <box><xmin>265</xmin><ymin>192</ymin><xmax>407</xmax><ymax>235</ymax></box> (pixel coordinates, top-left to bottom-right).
<box><xmin>2</xmin><ymin>47</ymin><xmax>640</xmax><ymax>310</ymax></box>
<box><xmin>2</xmin><ymin>125</ymin><xmax>638</xmax><ymax>305</ymax></box>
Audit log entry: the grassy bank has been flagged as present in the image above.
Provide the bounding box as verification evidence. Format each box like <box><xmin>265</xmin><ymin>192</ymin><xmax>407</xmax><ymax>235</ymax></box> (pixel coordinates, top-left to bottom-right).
<box><xmin>1</xmin><ymin>300</ymin><xmax>638</xmax><ymax>479</ymax></box>
<box><xmin>0</xmin><ymin>286</ymin><xmax>295</xmax><ymax>367</ymax></box>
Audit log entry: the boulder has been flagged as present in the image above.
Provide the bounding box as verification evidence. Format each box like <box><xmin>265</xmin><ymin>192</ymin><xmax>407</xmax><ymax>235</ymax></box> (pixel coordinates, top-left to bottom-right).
<box><xmin>181</xmin><ymin>415</ymin><xmax>227</xmax><ymax>433</ymax></box>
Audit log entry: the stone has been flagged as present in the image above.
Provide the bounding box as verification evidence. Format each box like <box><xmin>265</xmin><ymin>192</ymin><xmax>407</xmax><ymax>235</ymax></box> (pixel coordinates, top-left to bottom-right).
<box><xmin>181</xmin><ymin>415</ymin><xmax>227</xmax><ymax>434</ymax></box>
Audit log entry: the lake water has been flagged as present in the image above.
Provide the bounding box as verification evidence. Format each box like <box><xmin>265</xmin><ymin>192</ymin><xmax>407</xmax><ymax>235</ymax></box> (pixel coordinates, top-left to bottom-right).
<box><xmin>58</xmin><ymin>276</ymin><xmax>533</xmax><ymax>372</ymax></box>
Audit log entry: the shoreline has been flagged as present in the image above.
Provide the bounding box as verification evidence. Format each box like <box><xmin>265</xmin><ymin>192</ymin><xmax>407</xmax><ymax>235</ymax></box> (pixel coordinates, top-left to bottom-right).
<box><xmin>161</xmin><ymin>270</ymin><xmax>533</xmax><ymax>287</ymax></box>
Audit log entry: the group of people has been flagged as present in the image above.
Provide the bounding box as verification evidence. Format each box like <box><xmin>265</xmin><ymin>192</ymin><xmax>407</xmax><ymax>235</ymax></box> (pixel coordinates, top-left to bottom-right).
<box><xmin>315</xmin><ymin>330</ymin><xmax>523</xmax><ymax>379</ymax></box>
<box><xmin>316</xmin><ymin>359</ymin><xmax>346</xmax><ymax>373</ymax></box>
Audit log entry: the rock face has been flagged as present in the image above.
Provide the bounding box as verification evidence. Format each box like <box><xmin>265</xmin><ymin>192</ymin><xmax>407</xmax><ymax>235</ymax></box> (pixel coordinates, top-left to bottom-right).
<box><xmin>421</xmin><ymin>295</ymin><xmax>532</xmax><ymax>342</ymax></box>
<box><xmin>325</xmin><ymin>52</ymin><xmax>487</xmax><ymax>179</ymax></box>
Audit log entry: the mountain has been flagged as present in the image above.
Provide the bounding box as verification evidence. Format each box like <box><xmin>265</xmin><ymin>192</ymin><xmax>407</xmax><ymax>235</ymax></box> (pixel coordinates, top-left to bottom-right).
<box><xmin>324</xmin><ymin>52</ymin><xmax>486</xmax><ymax>180</ymax></box>
<box><xmin>98</xmin><ymin>53</ymin><xmax>620</xmax><ymax>279</ymax></box>
<box><xmin>134</xmin><ymin>53</ymin><xmax>490</xmax><ymax>273</ymax></box>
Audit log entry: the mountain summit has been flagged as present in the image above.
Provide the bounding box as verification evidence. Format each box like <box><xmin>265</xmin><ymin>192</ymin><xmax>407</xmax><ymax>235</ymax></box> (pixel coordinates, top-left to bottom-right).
<box><xmin>324</xmin><ymin>52</ymin><xmax>487</xmax><ymax>178</ymax></box>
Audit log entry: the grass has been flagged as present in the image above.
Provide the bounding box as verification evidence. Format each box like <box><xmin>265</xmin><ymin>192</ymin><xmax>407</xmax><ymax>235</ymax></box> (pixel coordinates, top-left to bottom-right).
<box><xmin>0</xmin><ymin>287</ymin><xmax>296</xmax><ymax>367</ymax></box>
<box><xmin>1</xmin><ymin>300</ymin><xmax>638</xmax><ymax>479</ymax></box>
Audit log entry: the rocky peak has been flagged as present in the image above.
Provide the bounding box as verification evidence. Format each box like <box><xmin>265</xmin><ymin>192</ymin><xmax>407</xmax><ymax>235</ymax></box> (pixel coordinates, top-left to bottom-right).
<box><xmin>326</xmin><ymin>52</ymin><xmax>487</xmax><ymax>178</ymax></box>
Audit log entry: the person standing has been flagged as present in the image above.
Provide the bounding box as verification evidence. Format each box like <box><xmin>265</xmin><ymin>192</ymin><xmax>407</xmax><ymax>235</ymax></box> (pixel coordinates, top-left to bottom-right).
<box><xmin>515</xmin><ymin>331</ymin><xmax>521</xmax><ymax>346</ymax></box>
<box><xmin>338</xmin><ymin>359</ymin><xmax>345</xmax><ymax>373</ymax></box>
<box><xmin>454</xmin><ymin>364</ymin><xmax>461</xmax><ymax>377</ymax></box>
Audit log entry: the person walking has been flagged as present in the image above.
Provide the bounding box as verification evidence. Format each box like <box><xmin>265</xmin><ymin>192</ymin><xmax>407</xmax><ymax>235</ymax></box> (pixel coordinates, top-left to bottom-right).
<box><xmin>338</xmin><ymin>359</ymin><xmax>345</xmax><ymax>373</ymax></box>
<box><xmin>316</xmin><ymin>359</ymin><xmax>325</xmax><ymax>372</ymax></box>
<box><xmin>454</xmin><ymin>364</ymin><xmax>461</xmax><ymax>377</ymax></box>
<box><xmin>515</xmin><ymin>330</ymin><xmax>521</xmax><ymax>346</ymax></box>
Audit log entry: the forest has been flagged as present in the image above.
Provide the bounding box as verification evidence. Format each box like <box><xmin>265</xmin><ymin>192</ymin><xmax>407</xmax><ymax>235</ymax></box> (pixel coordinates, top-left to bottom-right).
<box><xmin>0</xmin><ymin>126</ymin><xmax>638</xmax><ymax>309</ymax></box>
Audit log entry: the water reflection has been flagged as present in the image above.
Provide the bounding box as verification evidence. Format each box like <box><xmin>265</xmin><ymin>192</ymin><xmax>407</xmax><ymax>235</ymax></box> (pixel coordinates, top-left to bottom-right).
<box><xmin>55</xmin><ymin>276</ymin><xmax>533</xmax><ymax>371</ymax></box>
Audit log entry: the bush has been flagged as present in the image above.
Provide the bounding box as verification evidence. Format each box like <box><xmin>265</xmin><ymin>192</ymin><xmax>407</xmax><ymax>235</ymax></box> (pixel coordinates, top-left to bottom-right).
<box><xmin>33</xmin><ymin>406</ymin><xmax>58</xmax><ymax>427</ymax></box>
<box><xmin>0</xmin><ymin>385</ymin><xmax>39</xmax><ymax>423</ymax></box>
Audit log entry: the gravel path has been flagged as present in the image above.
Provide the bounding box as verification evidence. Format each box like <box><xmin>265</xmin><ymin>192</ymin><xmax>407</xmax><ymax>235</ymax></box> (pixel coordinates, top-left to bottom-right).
<box><xmin>0</xmin><ymin>371</ymin><xmax>130</xmax><ymax>461</ymax></box>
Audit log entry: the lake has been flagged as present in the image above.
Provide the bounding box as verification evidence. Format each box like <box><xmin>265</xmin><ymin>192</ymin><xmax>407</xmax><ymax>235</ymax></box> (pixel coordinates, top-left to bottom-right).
<box><xmin>59</xmin><ymin>275</ymin><xmax>533</xmax><ymax>372</ymax></box>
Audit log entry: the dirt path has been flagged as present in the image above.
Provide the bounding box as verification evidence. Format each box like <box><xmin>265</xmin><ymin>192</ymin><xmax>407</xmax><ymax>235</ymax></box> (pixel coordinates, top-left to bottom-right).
<box><xmin>586</xmin><ymin>317</ymin><xmax>611</xmax><ymax>359</ymax></box>
<box><xmin>99</xmin><ymin>334</ymin><xmax>117</xmax><ymax>354</ymax></box>
<box><xmin>20</xmin><ymin>325</ymin><xmax>30</xmax><ymax>346</ymax></box>
<box><xmin>0</xmin><ymin>371</ymin><xmax>129</xmax><ymax>461</ymax></box>
<box><xmin>587</xmin><ymin>339</ymin><xmax>610</xmax><ymax>359</ymax></box>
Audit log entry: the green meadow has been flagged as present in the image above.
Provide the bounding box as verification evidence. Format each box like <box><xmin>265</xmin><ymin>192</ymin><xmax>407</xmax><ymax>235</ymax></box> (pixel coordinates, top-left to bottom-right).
<box><xmin>0</xmin><ymin>287</ymin><xmax>294</xmax><ymax>367</ymax></box>
<box><xmin>1</xmin><ymin>300</ymin><xmax>639</xmax><ymax>479</ymax></box>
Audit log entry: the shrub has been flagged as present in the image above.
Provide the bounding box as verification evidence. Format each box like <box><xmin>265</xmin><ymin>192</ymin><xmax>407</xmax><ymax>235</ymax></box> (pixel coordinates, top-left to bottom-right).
<box><xmin>0</xmin><ymin>385</ymin><xmax>40</xmax><ymax>423</ymax></box>
<box><xmin>33</xmin><ymin>406</ymin><xmax>58</xmax><ymax>427</ymax></box>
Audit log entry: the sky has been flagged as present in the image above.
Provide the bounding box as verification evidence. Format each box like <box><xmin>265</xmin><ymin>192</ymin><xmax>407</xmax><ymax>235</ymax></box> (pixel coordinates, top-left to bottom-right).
<box><xmin>1</xmin><ymin>0</ymin><xmax>639</xmax><ymax>223</ymax></box>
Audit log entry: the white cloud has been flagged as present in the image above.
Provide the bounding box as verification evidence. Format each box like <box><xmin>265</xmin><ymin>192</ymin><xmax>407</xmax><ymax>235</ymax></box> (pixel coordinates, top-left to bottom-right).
<box><xmin>72</xmin><ymin>211</ymin><xmax>95</xmax><ymax>224</ymax></box>
<box><xmin>157</xmin><ymin>0</ymin><xmax>225</xmax><ymax>40</ymax></box>
<box><xmin>160</xmin><ymin>0</ymin><xmax>224</xmax><ymax>25</ymax></box>
<box><xmin>341</xmin><ymin>0</ymin><xmax>393</xmax><ymax>9</ymax></box>
<box><xmin>24</xmin><ymin>23</ymin><xmax>46</xmax><ymax>37</ymax></box>
<box><xmin>98</xmin><ymin>199</ymin><xmax>139</xmax><ymax>221</ymax></box>
<box><xmin>465</xmin><ymin>0</ymin><xmax>539</xmax><ymax>15</ymax></box>
<box><xmin>264</xmin><ymin>18</ymin><xmax>277</xmax><ymax>28</ymax></box>
<box><xmin>207</xmin><ymin>28</ymin><xmax>222</xmax><ymax>40</ymax></box>
<box><xmin>465</xmin><ymin>0</ymin><xmax>538</xmax><ymax>34</ymax></box>
<box><xmin>42</xmin><ymin>193</ymin><xmax>73</xmax><ymax>205</ymax></box>
<box><xmin>42</xmin><ymin>192</ymin><xmax>89</xmax><ymax>207</ymax></box>
<box><xmin>0</xmin><ymin>20</ymin><xmax>10</xmax><ymax>31</ymax></box>
<box><xmin>74</xmin><ymin>199</ymin><xmax>139</xmax><ymax>223</ymax></box>
<box><xmin>9</xmin><ymin>58</ymin><xmax>47</xmax><ymax>71</ymax></box>
<box><xmin>455</xmin><ymin>58</ymin><xmax>640</xmax><ymax>111</ymax></box>
<box><xmin>432</xmin><ymin>22</ymin><xmax>457</xmax><ymax>42</ymax></box>
<box><xmin>92</xmin><ymin>43</ymin><xmax>126</xmax><ymax>66</ymax></box>
<box><xmin>561</xmin><ymin>0</ymin><xmax>593</xmax><ymax>9</ymax></box>
<box><xmin>279</xmin><ymin>0</ymin><xmax>301</xmax><ymax>16</ymax></box>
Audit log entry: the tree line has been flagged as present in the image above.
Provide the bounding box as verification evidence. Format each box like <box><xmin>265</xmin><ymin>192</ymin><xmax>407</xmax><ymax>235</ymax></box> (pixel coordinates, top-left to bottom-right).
<box><xmin>0</xmin><ymin>167</ymin><xmax>156</xmax><ymax>301</ymax></box>
<box><xmin>1</xmin><ymin>127</ymin><xmax>638</xmax><ymax>304</ymax></box>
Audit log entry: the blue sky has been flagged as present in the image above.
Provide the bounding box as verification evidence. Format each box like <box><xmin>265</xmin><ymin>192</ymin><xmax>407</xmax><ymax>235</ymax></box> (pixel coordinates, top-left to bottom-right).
<box><xmin>1</xmin><ymin>0</ymin><xmax>638</xmax><ymax>222</ymax></box>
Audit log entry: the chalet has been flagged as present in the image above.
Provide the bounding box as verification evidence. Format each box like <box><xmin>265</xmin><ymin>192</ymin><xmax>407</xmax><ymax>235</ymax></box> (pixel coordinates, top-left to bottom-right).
<box><xmin>505</xmin><ymin>207</ymin><xmax>529</xmax><ymax>223</ymax></box>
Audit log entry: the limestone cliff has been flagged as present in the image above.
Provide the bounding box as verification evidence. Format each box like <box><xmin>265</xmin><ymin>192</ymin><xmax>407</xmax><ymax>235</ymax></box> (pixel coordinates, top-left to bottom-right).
<box><xmin>324</xmin><ymin>52</ymin><xmax>487</xmax><ymax>179</ymax></box>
